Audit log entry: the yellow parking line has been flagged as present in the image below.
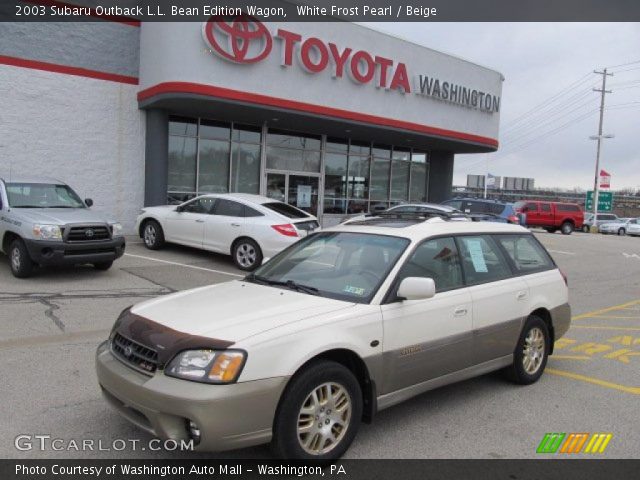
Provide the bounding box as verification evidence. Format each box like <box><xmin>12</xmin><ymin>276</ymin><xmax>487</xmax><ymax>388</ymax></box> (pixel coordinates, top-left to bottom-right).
<box><xmin>546</xmin><ymin>368</ymin><xmax>640</xmax><ymax>395</ymax></box>
<box><xmin>572</xmin><ymin>325</ymin><xmax>640</xmax><ymax>331</ymax></box>
<box><xmin>551</xmin><ymin>355</ymin><xmax>591</xmax><ymax>361</ymax></box>
<box><xmin>572</xmin><ymin>300</ymin><xmax>640</xmax><ymax>321</ymax></box>
<box><xmin>589</xmin><ymin>315</ymin><xmax>640</xmax><ymax>319</ymax></box>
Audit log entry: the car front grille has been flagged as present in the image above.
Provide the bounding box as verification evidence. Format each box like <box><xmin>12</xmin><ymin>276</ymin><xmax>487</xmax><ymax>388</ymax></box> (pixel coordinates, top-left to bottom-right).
<box><xmin>111</xmin><ymin>333</ymin><xmax>159</xmax><ymax>375</ymax></box>
<box><xmin>66</xmin><ymin>225</ymin><xmax>111</xmax><ymax>242</ymax></box>
<box><xmin>294</xmin><ymin>220</ymin><xmax>320</xmax><ymax>231</ymax></box>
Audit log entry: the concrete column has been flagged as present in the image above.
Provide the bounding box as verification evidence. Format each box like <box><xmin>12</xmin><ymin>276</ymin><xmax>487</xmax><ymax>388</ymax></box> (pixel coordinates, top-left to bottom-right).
<box><xmin>428</xmin><ymin>151</ymin><xmax>454</xmax><ymax>203</ymax></box>
<box><xmin>144</xmin><ymin>109</ymin><xmax>169</xmax><ymax>206</ymax></box>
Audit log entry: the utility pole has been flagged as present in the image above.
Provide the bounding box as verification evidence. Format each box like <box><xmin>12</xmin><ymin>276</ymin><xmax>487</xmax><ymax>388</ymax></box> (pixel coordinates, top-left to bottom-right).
<box><xmin>589</xmin><ymin>68</ymin><xmax>614</xmax><ymax>233</ymax></box>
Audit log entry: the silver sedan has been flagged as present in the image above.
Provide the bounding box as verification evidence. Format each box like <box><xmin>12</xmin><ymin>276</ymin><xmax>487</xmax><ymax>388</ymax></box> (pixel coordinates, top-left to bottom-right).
<box><xmin>599</xmin><ymin>218</ymin><xmax>640</xmax><ymax>236</ymax></box>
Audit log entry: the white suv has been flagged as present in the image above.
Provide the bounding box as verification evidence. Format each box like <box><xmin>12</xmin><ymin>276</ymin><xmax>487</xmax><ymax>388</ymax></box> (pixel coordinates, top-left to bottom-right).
<box><xmin>96</xmin><ymin>215</ymin><xmax>570</xmax><ymax>460</ymax></box>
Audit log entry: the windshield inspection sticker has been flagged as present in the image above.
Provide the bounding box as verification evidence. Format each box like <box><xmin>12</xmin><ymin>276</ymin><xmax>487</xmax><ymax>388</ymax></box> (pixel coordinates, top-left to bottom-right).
<box><xmin>344</xmin><ymin>285</ymin><xmax>366</xmax><ymax>296</ymax></box>
<box><xmin>466</xmin><ymin>239</ymin><xmax>488</xmax><ymax>273</ymax></box>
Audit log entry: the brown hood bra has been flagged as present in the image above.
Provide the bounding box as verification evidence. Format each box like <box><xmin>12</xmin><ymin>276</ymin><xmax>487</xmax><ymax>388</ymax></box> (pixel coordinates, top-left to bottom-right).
<box><xmin>113</xmin><ymin>309</ymin><xmax>234</xmax><ymax>367</ymax></box>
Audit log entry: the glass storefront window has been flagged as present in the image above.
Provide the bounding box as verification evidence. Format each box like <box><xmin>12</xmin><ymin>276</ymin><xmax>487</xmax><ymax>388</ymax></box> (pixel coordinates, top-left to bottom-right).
<box><xmin>392</xmin><ymin>147</ymin><xmax>411</xmax><ymax>161</ymax></box>
<box><xmin>347</xmin><ymin>154</ymin><xmax>370</xmax><ymax>199</ymax></box>
<box><xmin>232</xmin><ymin>124</ymin><xmax>261</xmax><ymax>143</ymax></box>
<box><xmin>410</xmin><ymin>162</ymin><xmax>428</xmax><ymax>202</ymax></box>
<box><xmin>231</xmin><ymin>143</ymin><xmax>260</xmax><ymax>194</ymax></box>
<box><xmin>168</xmin><ymin>136</ymin><xmax>197</xmax><ymax>192</ymax></box>
<box><xmin>370</xmin><ymin>157</ymin><xmax>390</xmax><ymax>201</ymax></box>
<box><xmin>391</xmin><ymin>159</ymin><xmax>410</xmax><ymax>201</ymax></box>
<box><xmin>169</xmin><ymin>117</ymin><xmax>197</xmax><ymax>136</ymax></box>
<box><xmin>326</xmin><ymin>138</ymin><xmax>349</xmax><ymax>153</ymax></box>
<box><xmin>350</xmin><ymin>141</ymin><xmax>370</xmax><ymax>156</ymax></box>
<box><xmin>267</xmin><ymin>130</ymin><xmax>321</xmax><ymax>150</ymax></box>
<box><xmin>200</xmin><ymin>119</ymin><xmax>230</xmax><ymax>140</ymax></box>
<box><xmin>198</xmin><ymin>139</ymin><xmax>230</xmax><ymax>193</ymax></box>
<box><xmin>266</xmin><ymin>147</ymin><xmax>321</xmax><ymax>172</ymax></box>
<box><xmin>324</xmin><ymin>152</ymin><xmax>347</xmax><ymax>214</ymax></box>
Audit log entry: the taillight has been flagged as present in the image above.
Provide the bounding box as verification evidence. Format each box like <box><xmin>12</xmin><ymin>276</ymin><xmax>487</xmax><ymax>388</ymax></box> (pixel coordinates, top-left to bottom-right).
<box><xmin>560</xmin><ymin>269</ymin><xmax>568</xmax><ymax>286</ymax></box>
<box><xmin>271</xmin><ymin>224</ymin><xmax>299</xmax><ymax>237</ymax></box>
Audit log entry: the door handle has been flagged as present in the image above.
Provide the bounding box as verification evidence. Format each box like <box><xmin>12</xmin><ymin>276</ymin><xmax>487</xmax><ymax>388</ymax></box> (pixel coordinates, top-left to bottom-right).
<box><xmin>195</xmin><ymin>219</ymin><xmax>205</xmax><ymax>223</ymax></box>
<box><xmin>454</xmin><ymin>307</ymin><xmax>468</xmax><ymax>317</ymax></box>
<box><xmin>517</xmin><ymin>291</ymin><xmax>528</xmax><ymax>300</ymax></box>
<box><xmin>231</xmin><ymin>223</ymin><xmax>241</xmax><ymax>227</ymax></box>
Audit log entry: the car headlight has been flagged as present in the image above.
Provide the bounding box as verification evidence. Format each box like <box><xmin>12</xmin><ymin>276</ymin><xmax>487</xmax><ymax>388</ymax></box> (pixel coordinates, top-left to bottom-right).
<box><xmin>33</xmin><ymin>224</ymin><xmax>62</xmax><ymax>240</ymax></box>
<box><xmin>165</xmin><ymin>350</ymin><xmax>246</xmax><ymax>384</ymax></box>
<box><xmin>110</xmin><ymin>222</ymin><xmax>123</xmax><ymax>236</ymax></box>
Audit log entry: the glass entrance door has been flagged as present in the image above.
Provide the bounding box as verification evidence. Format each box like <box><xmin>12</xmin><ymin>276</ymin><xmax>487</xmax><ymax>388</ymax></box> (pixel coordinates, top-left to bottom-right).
<box><xmin>266</xmin><ymin>173</ymin><xmax>320</xmax><ymax>217</ymax></box>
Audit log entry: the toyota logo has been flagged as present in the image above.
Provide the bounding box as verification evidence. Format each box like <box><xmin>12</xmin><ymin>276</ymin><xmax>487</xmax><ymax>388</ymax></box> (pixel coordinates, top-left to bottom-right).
<box><xmin>85</xmin><ymin>229</ymin><xmax>95</xmax><ymax>238</ymax></box>
<box><xmin>123</xmin><ymin>346</ymin><xmax>133</xmax><ymax>358</ymax></box>
<box><xmin>202</xmin><ymin>14</ymin><xmax>272</xmax><ymax>64</ymax></box>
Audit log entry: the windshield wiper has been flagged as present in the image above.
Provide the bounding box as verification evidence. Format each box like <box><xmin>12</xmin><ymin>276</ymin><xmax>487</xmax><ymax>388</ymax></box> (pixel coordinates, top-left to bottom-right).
<box><xmin>244</xmin><ymin>274</ymin><xmax>319</xmax><ymax>295</ymax></box>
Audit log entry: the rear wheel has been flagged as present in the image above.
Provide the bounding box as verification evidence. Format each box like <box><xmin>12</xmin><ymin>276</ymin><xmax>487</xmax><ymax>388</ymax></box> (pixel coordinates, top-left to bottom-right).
<box><xmin>8</xmin><ymin>238</ymin><xmax>34</xmax><ymax>278</ymax></box>
<box><xmin>232</xmin><ymin>238</ymin><xmax>262</xmax><ymax>271</ymax></box>
<box><xmin>142</xmin><ymin>220</ymin><xmax>165</xmax><ymax>250</ymax></box>
<box><xmin>506</xmin><ymin>315</ymin><xmax>550</xmax><ymax>385</ymax></box>
<box><xmin>560</xmin><ymin>222</ymin><xmax>574</xmax><ymax>235</ymax></box>
<box><xmin>272</xmin><ymin>360</ymin><xmax>362</xmax><ymax>461</ymax></box>
<box><xmin>618</xmin><ymin>228</ymin><xmax>626</xmax><ymax>236</ymax></box>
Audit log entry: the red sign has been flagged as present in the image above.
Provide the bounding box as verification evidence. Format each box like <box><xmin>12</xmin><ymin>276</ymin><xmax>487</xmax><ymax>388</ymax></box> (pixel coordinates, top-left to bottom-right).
<box><xmin>202</xmin><ymin>15</ymin><xmax>272</xmax><ymax>64</ymax></box>
<box><xmin>599</xmin><ymin>169</ymin><xmax>611</xmax><ymax>189</ymax></box>
<box><xmin>202</xmin><ymin>16</ymin><xmax>411</xmax><ymax>93</ymax></box>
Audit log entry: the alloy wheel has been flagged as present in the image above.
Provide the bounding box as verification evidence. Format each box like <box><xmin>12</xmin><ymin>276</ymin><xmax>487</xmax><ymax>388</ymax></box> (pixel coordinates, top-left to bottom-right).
<box><xmin>522</xmin><ymin>327</ymin><xmax>545</xmax><ymax>375</ymax></box>
<box><xmin>144</xmin><ymin>224</ymin><xmax>156</xmax><ymax>246</ymax></box>
<box><xmin>236</xmin><ymin>243</ymin><xmax>256</xmax><ymax>268</ymax></box>
<box><xmin>11</xmin><ymin>247</ymin><xmax>21</xmax><ymax>271</ymax></box>
<box><xmin>297</xmin><ymin>382</ymin><xmax>352</xmax><ymax>456</ymax></box>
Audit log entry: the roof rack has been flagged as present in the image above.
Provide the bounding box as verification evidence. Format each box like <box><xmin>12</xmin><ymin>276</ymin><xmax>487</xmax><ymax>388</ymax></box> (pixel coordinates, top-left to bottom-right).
<box><xmin>365</xmin><ymin>211</ymin><xmax>466</xmax><ymax>222</ymax></box>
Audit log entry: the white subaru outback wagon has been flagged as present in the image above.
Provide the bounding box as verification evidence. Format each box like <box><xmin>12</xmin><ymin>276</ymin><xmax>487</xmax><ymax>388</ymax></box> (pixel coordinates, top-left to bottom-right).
<box><xmin>96</xmin><ymin>214</ymin><xmax>570</xmax><ymax>460</ymax></box>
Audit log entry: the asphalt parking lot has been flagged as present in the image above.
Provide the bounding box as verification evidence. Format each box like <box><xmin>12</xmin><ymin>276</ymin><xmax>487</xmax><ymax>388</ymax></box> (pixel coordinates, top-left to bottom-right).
<box><xmin>1</xmin><ymin>230</ymin><xmax>639</xmax><ymax>459</ymax></box>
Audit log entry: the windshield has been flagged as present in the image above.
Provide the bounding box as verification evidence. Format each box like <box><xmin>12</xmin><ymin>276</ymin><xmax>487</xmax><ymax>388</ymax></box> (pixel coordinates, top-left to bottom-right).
<box><xmin>6</xmin><ymin>183</ymin><xmax>85</xmax><ymax>208</ymax></box>
<box><xmin>247</xmin><ymin>232</ymin><xmax>410</xmax><ymax>303</ymax></box>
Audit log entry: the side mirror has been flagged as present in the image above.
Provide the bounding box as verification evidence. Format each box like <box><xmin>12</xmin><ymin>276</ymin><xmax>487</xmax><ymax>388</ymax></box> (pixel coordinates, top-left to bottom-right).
<box><xmin>84</xmin><ymin>198</ymin><xmax>93</xmax><ymax>207</ymax></box>
<box><xmin>397</xmin><ymin>277</ymin><xmax>436</xmax><ymax>301</ymax></box>
<box><xmin>175</xmin><ymin>205</ymin><xmax>184</xmax><ymax>213</ymax></box>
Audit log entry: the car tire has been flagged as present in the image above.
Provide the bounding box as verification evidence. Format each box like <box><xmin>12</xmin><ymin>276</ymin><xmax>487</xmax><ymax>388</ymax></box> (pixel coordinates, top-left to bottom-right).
<box><xmin>560</xmin><ymin>222</ymin><xmax>574</xmax><ymax>235</ymax></box>
<box><xmin>93</xmin><ymin>261</ymin><xmax>113</xmax><ymax>271</ymax></box>
<box><xmin>272</xmin><ymin>360</ymin><xmax>362</xmax><ymax>461</ymax></box>
<box><xmin>142</xmin><ymin>220</ymin><xmax>165</xmax><ymax>250</ymax></box>
<box><xmin>8</xmin><ymin>238</ymin><xmax>34</xmax><ymax>278</ymax></box>
<box><xmin>506</xmin><ymin>315</ymin><xmax>550</xmax><ymax>385</ymax></box>
<box><xmin>618</xmin><ymin>228</ymin><xmax>626</xmax><ymax>236</ymax></box>
<box><xmin>232</xmin><ymin>238</ymin><xmax>262</xmax><ymax>271</ymax></box>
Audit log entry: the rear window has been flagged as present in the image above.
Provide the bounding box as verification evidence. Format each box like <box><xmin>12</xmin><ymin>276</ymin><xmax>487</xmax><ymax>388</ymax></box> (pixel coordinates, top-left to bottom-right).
<box><xmin>557</xmin><ymin>204</ymin><xmax>580</xmax><ymax>212</ymax></box>
<box><xmin>262</xmin><ymin>202</ymin><xmax>310</xmax><ymax>219</ymax></box>
<box><xmin>495</xmin><ymin>235</ymin><xmax>555</xmax><ymax>273</ymax></box>
<box><xmin>598</xmin><ymin>214</ymin><xmax>617</xmax><ymax>220</ymax></box>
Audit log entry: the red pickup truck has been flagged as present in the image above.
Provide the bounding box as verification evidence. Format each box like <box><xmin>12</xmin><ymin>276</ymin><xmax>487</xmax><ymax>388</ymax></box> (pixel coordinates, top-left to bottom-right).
<box><xmin>514</xmin><ymin>201</ymin><xmax>584</xmax><ymax>235</ymax></box>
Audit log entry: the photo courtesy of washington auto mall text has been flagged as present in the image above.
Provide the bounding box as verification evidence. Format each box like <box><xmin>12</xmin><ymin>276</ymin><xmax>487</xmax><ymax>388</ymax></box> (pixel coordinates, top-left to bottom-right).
<box><xmin>1</xmin><ymin>0</ymin><xmax>640</xmax><ymax>479</ymax></box>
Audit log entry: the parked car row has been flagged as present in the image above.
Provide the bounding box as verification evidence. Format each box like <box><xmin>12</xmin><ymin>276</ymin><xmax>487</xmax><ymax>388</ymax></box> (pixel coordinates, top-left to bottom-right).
<box><xmin>0</xmin><ymin>177</ymin><xmax>319</xmax><ymax>277</ymax></box>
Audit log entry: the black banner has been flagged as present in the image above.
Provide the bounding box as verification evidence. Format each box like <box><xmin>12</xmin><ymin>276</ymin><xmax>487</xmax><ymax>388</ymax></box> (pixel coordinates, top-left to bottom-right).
<box><xmin>3</xmin><ymin>460</ymin><xmax>640</xmax><ymax>480</ymax></box>
<box><xmin>2</xmin><ymin>0</ymin><xmax>640</xmax><ymax>22</ymax></box>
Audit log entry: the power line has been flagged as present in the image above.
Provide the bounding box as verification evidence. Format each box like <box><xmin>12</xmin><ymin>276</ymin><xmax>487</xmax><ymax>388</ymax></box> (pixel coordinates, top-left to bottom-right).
<box><xmin>499</xmin><ymin>72</ymin><xmax>593</xmax><ymax>132</ymax></box>
<box><xmin>607</xmin><ymin>59</ymin><xmax>640</xmax><ymax>70</ymax></box>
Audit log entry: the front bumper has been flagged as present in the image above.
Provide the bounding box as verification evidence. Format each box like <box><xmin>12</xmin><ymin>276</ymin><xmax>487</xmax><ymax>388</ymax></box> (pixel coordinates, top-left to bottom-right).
<box><xmin>95</xmin><ymin>341</ymin><xmax>288</xmax><ymax>452</ymax></box>
<box><xmin>24</xmin><ymin>237</ymin><xmax>125</xmax><ymax>266</ymax></box>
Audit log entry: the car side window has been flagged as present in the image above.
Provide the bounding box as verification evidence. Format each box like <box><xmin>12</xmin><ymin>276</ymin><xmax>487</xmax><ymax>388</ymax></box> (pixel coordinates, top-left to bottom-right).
<box><xmin>182</xmin><ymin>198</ymin><xmax>215</xmax><ymax>214</ymax></box>
<box><xmin>244</xmin><ymin>205</ymin><xmax>264</xmax><ymax>217</ymax></box>
<box><xmin>456</xmin><ymin>235</ymin><xmax>512</xmax><ymax>285</ymax></box>
<box><xmin>541</xmin><ymin>203</ymin><xmax>551</xmax><ymax>212</ymax></box>
<box><xmin>495</xmin><ymin>235</ymin><xmax>554</xmax><ymax>273</ymax></box>
<box><xmin>213</xmin><ymin>199</ymin><xmax>245</xmax><ymax>217</ymax></box>
<box><xmin>397</xmin><ymin>237</ymin><xmax>464</xmax><ymax>292</ymax></box>
<box><xmin>526</xmin><ymin>202</ymin><xmax>538</xmax><ymax>212</ymax></box>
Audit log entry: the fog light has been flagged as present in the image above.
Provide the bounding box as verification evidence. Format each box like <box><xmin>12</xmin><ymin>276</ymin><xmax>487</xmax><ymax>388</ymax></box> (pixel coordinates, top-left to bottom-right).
<box><xmin>187</xmin><ymin>420</ymin><xmax>201</xmax><ymax>444</ymax></box>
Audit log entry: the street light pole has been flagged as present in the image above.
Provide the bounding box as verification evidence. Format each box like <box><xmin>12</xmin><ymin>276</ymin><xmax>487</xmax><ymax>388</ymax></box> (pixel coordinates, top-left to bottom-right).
<box><xmin>590</xmin><ymin>68</ymin><xmax>613</xmax><ymax>232</ymax></box>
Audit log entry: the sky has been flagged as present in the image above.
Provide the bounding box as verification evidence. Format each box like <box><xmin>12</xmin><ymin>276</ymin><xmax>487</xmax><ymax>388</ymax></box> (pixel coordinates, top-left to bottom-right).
<box><xmin>362</xmin><ymin>23</ymin><xmax>640</xmax><ymax>190</ymax></box>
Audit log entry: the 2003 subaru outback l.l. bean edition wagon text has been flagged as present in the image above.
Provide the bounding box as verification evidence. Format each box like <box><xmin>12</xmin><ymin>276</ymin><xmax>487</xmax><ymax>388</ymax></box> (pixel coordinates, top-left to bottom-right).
<box><xmin>96</xmin><ymin>215</ymin><xmax>570</xmax><ymax>460</ymax></box>
<box><xmin>0</xmin><ymin>177</ymin><xmax>125</xmax><ymax>277</ymax></box>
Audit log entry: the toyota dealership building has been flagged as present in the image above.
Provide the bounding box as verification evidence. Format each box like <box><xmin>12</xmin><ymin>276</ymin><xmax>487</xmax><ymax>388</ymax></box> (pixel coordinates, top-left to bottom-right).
<box><xmin>0</xmin><ymin>16</ymin><xmax>503</xmax><ymax>230</ymax></box>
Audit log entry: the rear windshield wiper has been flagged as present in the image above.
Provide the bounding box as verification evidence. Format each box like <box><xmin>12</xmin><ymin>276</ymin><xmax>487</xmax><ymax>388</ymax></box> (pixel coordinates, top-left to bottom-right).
<box><xmin>244</xmin><ymin>275</ymin><xmax>319</xmax><ymax>295</ymax></box>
